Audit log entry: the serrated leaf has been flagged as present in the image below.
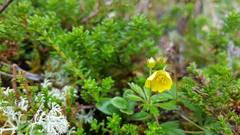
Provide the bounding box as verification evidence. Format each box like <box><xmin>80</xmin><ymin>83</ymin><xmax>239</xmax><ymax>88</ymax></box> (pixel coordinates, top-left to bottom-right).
<box><xmin>124</xmin><ymin>89</ymin><xmax>143</xmax><ymax>101</ymax></box>
<box><xmin>130</xmin><ymin>111</ymin><xmax>149</xmax><ymax>121</ymax></box>
<box><xmin>111</xmin><ymin>97</ymin><xmax>128</xmax><ymax>109</ymax></box>
<box><xmin>128</xmin><ymin>83</ymin><xmax>146</xmax><ymax>99</ymax></box>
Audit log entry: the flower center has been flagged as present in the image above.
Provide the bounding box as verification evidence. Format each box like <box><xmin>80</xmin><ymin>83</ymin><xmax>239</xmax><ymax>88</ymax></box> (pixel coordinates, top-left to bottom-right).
<box><xmin>156</xmin><ymin>75</ymin><xmax>167</xmax><ymax>85</ymax></box>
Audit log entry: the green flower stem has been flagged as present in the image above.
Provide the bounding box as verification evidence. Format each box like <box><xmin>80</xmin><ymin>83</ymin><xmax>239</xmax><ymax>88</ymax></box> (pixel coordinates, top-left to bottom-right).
<box><xmin>149</xmin><ymin>68</ymin><xmax>152</xmax><ymax>76</ymax></box>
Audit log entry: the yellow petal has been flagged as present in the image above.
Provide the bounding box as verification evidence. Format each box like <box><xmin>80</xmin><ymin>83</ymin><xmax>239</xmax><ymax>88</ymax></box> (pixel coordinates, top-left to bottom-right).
<box><xmin>145</xmin><ymin>71</ymin><xmax>157</xmax><ymax>88</ymax></box>
<box><xmin>144</xmin><ymin>79</ymin><xmax>151</xmax><ymax>89</ymax></box>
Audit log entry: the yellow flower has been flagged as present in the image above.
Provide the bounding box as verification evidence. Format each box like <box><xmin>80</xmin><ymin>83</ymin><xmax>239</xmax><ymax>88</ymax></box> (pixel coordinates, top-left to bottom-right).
<box><xmin>145</xmin><ymin>70</ymin><xmax>172</xmax><ymax>93</ymax></box>
<box><xmin>147</xmin><ymin>57</ymin><xmax>156</xmax><ymax>69</ymax></box>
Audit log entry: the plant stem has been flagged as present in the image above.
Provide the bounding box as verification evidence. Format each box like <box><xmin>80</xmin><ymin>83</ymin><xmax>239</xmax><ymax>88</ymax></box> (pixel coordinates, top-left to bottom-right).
<box><xmin>154</xmin><ymin>115</ymin><xmax>159</xmax><ymax>125</ymax></box>
<box><xmin>180</xmin><ymin>114</ymin><xmax>205</xmax><ymax>131</ymax></box>
<box><xmin>184</xmin><ymin>131</ymin><xmax>203</xmax><ymax>134</ymax></box>
<box><xmin>149</xmin><ymin>68</ymin><xmax>152</xmax><ymax>76</ymax></box>
<box><xmin>0</xmin><ymin>0</ymin><xmax>13</xmax><ymax>13</ymax></box>
<box><xmin>12</xmin><ymin>64</ymin><xmax>19</xmax><ymax>101</ymax></box>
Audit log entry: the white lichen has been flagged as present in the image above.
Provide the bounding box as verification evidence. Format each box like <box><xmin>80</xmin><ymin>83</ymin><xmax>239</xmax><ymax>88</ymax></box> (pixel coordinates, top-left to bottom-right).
<box><xmin>30</xmin><ymin>103</ymin><xmax>69</xmax><ymax>135</ymax></box>
<box><xmin>0</xmin><ymin>106</ymin><xmax>22</xmax><ymax>135</ymax></box>
<box><xmin>3</xmin><ymin>87</ymin><xmax>14</xmax><ymax>96</ymax></box>
<box><xmin>17</xmin><ymin>97</ymin><xmax>28</xmax><ymax>111</ymax></box>
<box><xmin>77</xmin><ymin>109</ymin><xmax>95</xmax><ymax>124</ymax></box>
<box><xmin>41</xmin><ymin>79</ymin><xmax>52</xmax><ymax>88</ymax></box>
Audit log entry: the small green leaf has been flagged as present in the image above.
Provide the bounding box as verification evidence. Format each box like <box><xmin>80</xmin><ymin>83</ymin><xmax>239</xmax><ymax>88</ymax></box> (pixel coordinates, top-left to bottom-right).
<box><xmin>120</xmin><ymin>101</ymin><xmax>135</xmax><ymax>115</ymax></box>
<box><xmin>120</xmin><ymin>108</ymin><xmax>134</xmax><ymax>115</ymax></box>
<box><xmin>111</xmin><ymin>97</ymin><xmax>128</xmax><ymax>109</ymax></box>
<box><xmin>149</xmin><ymin>105</ymin><xmax>159</xmax><ymax>117</ymax></box>
<box><xmin>150</xmin><ymin>92</ymin><xmax>174</xmax><ymax>103</ymax></box>
<box><xmin>130</xmin><ymin>111</ymin><xmax>149</xmax><ymax>121</ymax></box>
<box><xmin>96</xmin><ymin>99</ymin><xmax>119</xmax><ymax>115</ymax></box>
<box><xmin>128</xmin><ymin>83</ymin><xmax>146</xmax><ymax>99</ymax></box>
<box><xmin>158</xmin><ymin>100</ymin><xmax>177</xmax><ymax>110</ymax></box>
<box><xmin>124</xmin><ymin>89</ymin><xmax>143</xmax><ymax>102</ymax></box>
<box><xmin>0</xmin><ymin>45</ymin><xmax>7</xmax><ymax>52</ymax></box>
<box><xmin>160</xmin><ymin>121</ymin><xmax>185</xmax><ymax>135</ymax></box>
<box><xmin>143</xmin><ymin>88</ymin><xmax>151</xmax><ymax>100</ymax></box>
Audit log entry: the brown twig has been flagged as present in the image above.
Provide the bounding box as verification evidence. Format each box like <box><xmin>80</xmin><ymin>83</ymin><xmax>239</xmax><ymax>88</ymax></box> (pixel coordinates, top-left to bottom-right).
<box><xmin>15</xmin><ymin>65</ymin><xmax>43</xmax><ymax>81</ymax></box>
<box><xmin>11</xmin><ymin>64</ymin><xmax>19</xmax><ymax>101</ymax></box>
<box><xmin>80</xmin><ymin>0</ymin><xmax>100</xmax><ymax>24</ymax></box>
<box><xmin>22</xmin><ymin>77</ymin><xmax>32</xmax><ymax>109</ymax></box>
<box><xmin>0</xmin><ymin>62</ymin><xmax>43</xmax><ymax>81</ymax></box>
<box><xmin>194</xmin><ymin>0</ymin><xmax>203</xmax><ymax>16</ymax></box>
<box><xmin>78</xmin><ymin>104</ymin><xmax>95</xmax><ymax>109</ymax></box>
<box><xmin>136</xmin><ymin>0</ymin><xmax>149</xmax><ymax>15</ymax></box>
<box><xmin>0</xmin><ymin>0</ymin><xmax>13</xmax><ymax>13</ymax></box>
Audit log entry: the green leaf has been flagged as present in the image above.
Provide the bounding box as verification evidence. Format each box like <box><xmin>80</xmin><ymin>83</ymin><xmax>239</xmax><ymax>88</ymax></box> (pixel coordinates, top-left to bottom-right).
<box><xmin>120</xmin><ymin>108</ymin><xmax>134</xmax><ymax>115</ymax></box>
<box><xmin>128</xmin><ymin>83</ymin><xmax>146</xmax><ymax>99</ymax></box>
<box><xmin>149</xmin><ymin>105</ymin><xmax>159</xmax><ymax>117</ymax></box>
<box><xmin>158</xmin><ymin>100</ymin><xmax>177</xmax><ymax>110</ymax></box>
<box><xmin>120</xmin><ymin>101</ymin><xmax>135</xmax><ymax>115</ymax></box>
<box><xmin>160</xmin><ymin>121</ymin><xmax>185</xmax><ymax>135</ymax></box>
<box><xmin>96</xmin><ymin>99</ymin><xmax>119</xmax><ymax>115</ymax></box>
<box><xmin>124</xmin><ymin>89</ymin><xmax>143</xmax><ymax>102</ymax></box>
<box><xmin>111</xmin><ymin>97</ymin><xmax>128</xmax><ymax>109</ymax></box>
<box><xmin>0</xmin><ymin>44</ymin><xmax>7</xmax><ymax>52</ymax></box>
<box><xmin>150</xmin><ymin>92</ymin><xmax>174</xmax><ymax>103</ymax></box>
<box><xmin>143</xmin><ymin>88</ymin><xmax>152</xmax><ymax>100</ymax></box>
<box><xmin>130</xmin><ymin>111</ymin><xmax>149</xmax><ymax>121</ymax></box>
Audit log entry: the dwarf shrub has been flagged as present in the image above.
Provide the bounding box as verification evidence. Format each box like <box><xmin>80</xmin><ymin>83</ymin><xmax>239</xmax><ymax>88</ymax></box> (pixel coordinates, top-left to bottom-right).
<box><xmin>0</xmin><ymin>0</ymin><xmax>240</xmax><ymax>135</ymax></box>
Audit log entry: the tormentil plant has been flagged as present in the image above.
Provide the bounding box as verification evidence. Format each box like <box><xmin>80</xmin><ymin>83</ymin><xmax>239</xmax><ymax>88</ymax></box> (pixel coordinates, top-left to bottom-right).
<box><xmin>0</xmin><ymin>0</ymin><xmax>240</xmax><ymax>135</ymax></box>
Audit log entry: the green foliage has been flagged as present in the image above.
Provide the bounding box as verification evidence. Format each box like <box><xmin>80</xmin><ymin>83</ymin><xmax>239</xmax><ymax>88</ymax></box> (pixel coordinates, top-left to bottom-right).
<box><xmin>54</xmin><ymin>16</ymin><xmax>158</xmax><ymax>80</ymax></box>
<box><xmin>81</xmin><ymin>77</ymin><xmax>114</xmax><ymax>103</ymax></box>
<box><xmin>223</xmin><ymin>11</ymin><xmax>240</xmax><ymax>33</ymax></box>
<box><xmin>1</xmin><ymin>0</ymin><xmax>240</xmax><ymax>134</ymax></box>
<box><xmin>179</xmin><ymin>63</ymin><xmax>240</xmax><ymax>134</ymax></box>
<box><xmin>145</xmin><ymin>121</ymin><xmax>184</xmax><ymax>135</ymax></box>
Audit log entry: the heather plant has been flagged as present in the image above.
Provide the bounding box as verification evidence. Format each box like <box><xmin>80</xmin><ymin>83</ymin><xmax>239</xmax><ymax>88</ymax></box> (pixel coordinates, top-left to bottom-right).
<box><xmin>0</xmin><ymin>0</ymin><xmax>240</xmax><ymax>135</ymax></box>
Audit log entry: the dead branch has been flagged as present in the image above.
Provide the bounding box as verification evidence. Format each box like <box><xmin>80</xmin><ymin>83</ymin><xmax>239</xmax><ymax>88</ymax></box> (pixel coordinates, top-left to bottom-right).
<box><xmin>81</xmin><ymin>0</ymin><xmax>100</xmax><ymax>24</ymax></box>
<box><xmin>136</xmin><ymin>0</ymin><xmax>149</xmax><ymax>15</ymax></box>
<box><xmin>78</xmin><ymin>104</ymin><xmax>95</xmax><ymax>109</ymax></box>
<box><xmin>11</xmin><ymin>64</ymin><xmax>19</xmax><ymax>101</ymax></box>
<box><xmin>0</xmin><ymin>62</ymin><xmax>43</xmax><ymax>81</ymax></box>
<box><xmin>0</xmin><ymin>0</ymin><xmax>14</xmax><ymax>13</ymax></box>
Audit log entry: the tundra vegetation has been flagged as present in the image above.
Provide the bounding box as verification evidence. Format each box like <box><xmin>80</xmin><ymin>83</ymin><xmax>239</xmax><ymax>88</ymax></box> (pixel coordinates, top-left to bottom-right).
<box><xmin>0</xmin><ymin>0</ymin><xmax>240</xmax><ymax>135</ymax></box>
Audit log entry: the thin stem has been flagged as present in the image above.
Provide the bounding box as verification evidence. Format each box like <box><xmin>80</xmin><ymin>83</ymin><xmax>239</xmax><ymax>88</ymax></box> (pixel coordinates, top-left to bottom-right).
<box><xmin>0</xmin><ymin>0</ymin><xmax>13</xmax><ymax>13</ymax></box>
<box><xmin>184</xmin><ymin>131</ymin><xmax>203</xmax><ymax>134</ymax></box>
<box><xmin>180</xmin><ymin>114</ymin><xmax>205</xmax><ymax>131</ymax></box>
<box><xmin>12</xmin><ymin>64</ymin><xmax>19</xmax><ymax>101</ymax></box>
<box><xmin>81</xmin><ymin>0</ymin><xmax>100</xmax><ymax>24</ymax></box>
<box><xmin>149</xmin><ymin>68</ymin><xmax>152</xmax><ymax>76</ymax></box>
<box><xmin>154</xmin><ymin>115</ymin><xmax>159</xmax><ymax>125</ymax></box>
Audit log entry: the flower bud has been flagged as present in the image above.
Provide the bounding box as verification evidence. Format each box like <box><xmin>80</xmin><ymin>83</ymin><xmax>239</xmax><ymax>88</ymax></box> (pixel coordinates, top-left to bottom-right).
<box><xmin>156</xmin><ymin>57</ymin><xmax>167</xmax><ymax>65</ymax></box>
<box><xmin>147</xmin><ymin>57</ymin><xmax>156</xmax><ymax>69</ymax></box>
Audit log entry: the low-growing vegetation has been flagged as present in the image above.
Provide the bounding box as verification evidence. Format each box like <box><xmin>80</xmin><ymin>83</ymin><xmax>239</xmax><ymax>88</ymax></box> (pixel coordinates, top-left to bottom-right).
<box><xmin>0</xmin><ymin>0</ymin><xmax>240</xmax><ymax>134</ymax></box>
